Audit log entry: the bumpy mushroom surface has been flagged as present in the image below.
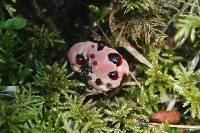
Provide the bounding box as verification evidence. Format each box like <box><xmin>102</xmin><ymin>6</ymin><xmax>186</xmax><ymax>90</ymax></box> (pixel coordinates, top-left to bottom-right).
<box><xmin>68</xmin><ymin>41</ymin><xmax>129</xmax><ymax>93</ymax></box>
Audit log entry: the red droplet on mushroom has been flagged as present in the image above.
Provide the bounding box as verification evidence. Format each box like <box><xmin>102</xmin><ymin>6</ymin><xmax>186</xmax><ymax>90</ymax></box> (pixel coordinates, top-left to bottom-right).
<box><xmin>76</xmin><ymin>54</ymin><xmax>85</xmax><ymax>65</ymax></box>
<box><xmin>90</xmin><ymin>54</ymin><xmax>95</xmax><ymax>58</ymax></box>
<box><xmin>108</xmin><ymin>53</ymin><xmax>122</xmax><ymax>66</ymax></box>
<box><xmin>97</xmin><ymin>43</ymin><xmax>105</xmax><ymax>51</ymax></box>
<box><xmin>95</xmin><ymin>78</ymin><xmax>102</xmax><ymax>85</ymax></box>
<box><xmin>108</xmin><ymin>71</ymin><xmax>119</xmax><ymax>80</ymax></box>
<box><xmin>93</xmin><ymin>61</ymin><xmax>97</xmax><ymax>66</ymax></box>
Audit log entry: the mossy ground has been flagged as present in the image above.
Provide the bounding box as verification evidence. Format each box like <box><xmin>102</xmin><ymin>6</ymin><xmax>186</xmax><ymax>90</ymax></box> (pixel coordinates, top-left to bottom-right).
<box><xmin>0</xmin><ymin>0</ymin><xmax>200</xmax><ymax>132</ymax></box>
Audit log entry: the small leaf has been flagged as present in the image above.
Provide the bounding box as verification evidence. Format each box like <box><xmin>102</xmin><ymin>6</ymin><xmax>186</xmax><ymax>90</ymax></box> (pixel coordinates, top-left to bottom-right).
<box><xmin>188</xmin><ymin>54</ymin><xmax>199</xmax><ymax>71</ymax></box>
<box><xmin>174</xmin><ymin>14</ymin><xmax>200</xmax><ymax>46</ymax></box>
<box><xmin>190</xmin><ymin>28</ymin><xmax>196</xmax><ymax>42</ymax></box>
<box><xmin>0</xmin><ymin>59</ymin><xmax>6</xmax><ymax>64</ymax></box>
<box><xmin>4</xmin><ymin>18</ymin><xmax>26</xmax><ymax>30</ymax></box>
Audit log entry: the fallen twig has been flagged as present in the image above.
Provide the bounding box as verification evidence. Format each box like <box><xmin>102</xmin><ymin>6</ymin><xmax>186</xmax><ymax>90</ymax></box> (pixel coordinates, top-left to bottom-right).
<box><xmin>129</xmin><ymin>71</ymin><xmax>141</xmax><ymax>88</ymax></box>
<box><xmin>148</xmin><ymin>123</ymin><xmax>200</xmax><ymax>130</ymax></box>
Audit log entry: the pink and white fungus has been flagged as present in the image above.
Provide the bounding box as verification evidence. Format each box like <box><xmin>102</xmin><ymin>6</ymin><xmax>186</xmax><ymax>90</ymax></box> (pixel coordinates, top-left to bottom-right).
<box><xmin>68</xmin><ymin>41</ymin><xmax>129</xmax><ymax>93</ymax></box>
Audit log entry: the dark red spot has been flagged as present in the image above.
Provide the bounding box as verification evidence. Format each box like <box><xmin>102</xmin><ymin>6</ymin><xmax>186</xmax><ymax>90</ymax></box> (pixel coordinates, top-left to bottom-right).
<box><xmin>93</xmin><ymin>61</ymin><xmax>97</xmax><ymax>65</ymax></box>
<box><xmin>108</xmin><ymin>53</ymin><xmax>122</xmax><ymax>66</ymax></box>
<box><xmin>97</xmin><ymin>43</ymin><xmax>105</xmax><ymax>51</ymax></box>
<box><xmin>120</xmin><ymin>73</ymin><xmax>128</xmax><ymax>84</ymax></box>
<box><xmin>90</xmin><ymin>54</ymin><xmax>95</xmax><ymax>58</ymax></box>
<box><xmin>76</xmin><ymin>54</ymin><xmax>85</xmax><ymax>65</ymax></box>
<box><xmin>95</xmin><ymin>78</ymin><xmax>102</xmax><ymax>85</ymax></box>
<box><xmin>92</xmin><ymin>45</ymin><xmax>95</xmax><ymax>48</ymax></box>
<box><xmin>108</xmin><ymin>71</ymin><xmax>119</xmax><ymax>80</ymax></box>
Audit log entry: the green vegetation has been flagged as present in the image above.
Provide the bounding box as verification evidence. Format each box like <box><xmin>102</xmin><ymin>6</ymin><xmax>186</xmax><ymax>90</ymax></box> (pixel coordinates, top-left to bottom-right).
<box><xmin>0</xmin><ymin>0</ymin><xmax>200</xmax><ymax>132</ymax></box>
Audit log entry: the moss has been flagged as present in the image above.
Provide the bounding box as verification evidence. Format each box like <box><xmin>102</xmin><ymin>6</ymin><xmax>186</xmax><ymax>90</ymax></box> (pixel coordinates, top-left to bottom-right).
<box><xmin>1</xmin><ymin>0</ymin><xmax>200</xmax><ymax>132</ymax></box>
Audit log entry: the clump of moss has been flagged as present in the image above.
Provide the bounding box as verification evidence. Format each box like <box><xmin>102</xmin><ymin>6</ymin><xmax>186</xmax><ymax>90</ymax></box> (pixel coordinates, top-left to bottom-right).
<box><xmin>1</xmin><ymin>0</ymin><xmax>200</xmax><ymax>132</ymax></box>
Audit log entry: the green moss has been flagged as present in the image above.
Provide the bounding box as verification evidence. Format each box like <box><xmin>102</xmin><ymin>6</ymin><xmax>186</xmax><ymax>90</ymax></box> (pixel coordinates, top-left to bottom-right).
<box><xmin>1</xmin><ymin>0</ymin><xmax>200</xmax><ymax>132</ymax></box>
